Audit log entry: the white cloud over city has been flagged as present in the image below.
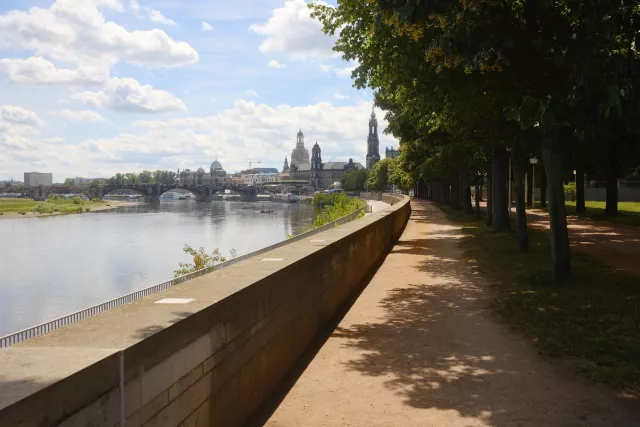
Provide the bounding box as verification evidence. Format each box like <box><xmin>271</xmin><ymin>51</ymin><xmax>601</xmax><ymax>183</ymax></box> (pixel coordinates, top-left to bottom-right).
<box><xmin>0</xmin><ymin>0</ymin><xmax>395</xmax><ymax>182</ymax></box>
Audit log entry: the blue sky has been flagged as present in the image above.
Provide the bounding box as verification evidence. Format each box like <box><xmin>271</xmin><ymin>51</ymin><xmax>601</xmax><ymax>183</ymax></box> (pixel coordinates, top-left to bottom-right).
<box><xmin>0</xmin><ymin>0</ymin><xmax>397</xmax><ymax>182</ymax></box>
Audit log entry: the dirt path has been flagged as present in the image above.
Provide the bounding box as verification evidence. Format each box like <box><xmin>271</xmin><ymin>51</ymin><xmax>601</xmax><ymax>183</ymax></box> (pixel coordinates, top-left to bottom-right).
<box><xmin>263</xmin><ymin>200</ymin><xmax>639</xmax><ymax>427</ymax></box>
<box><xmin>526</xmin><ymin>208</ymin><xmax>640</xmax><ymax>278</ymax></box>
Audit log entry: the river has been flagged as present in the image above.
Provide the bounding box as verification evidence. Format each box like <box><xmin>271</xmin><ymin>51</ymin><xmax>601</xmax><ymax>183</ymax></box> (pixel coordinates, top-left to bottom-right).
<box><xmin>0</xmin><ymin>200</ymin><xmax>314</xmax><ymax>336</ymax></box>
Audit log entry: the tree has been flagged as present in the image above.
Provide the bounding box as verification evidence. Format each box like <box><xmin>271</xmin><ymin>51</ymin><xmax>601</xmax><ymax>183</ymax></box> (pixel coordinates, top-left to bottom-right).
<box><xmin>388</xmin><ymin>155</ymin><xmax>413</xmax><ymax>193</ymax></box>
<box><xmin>174</xmin><ymin>245</ymin><xmax>237</xmax><ymax>278</ymax></box>
<box><xmin>342</xmin><ymin>169</ymin><xmax>368</xmax><ymax>191</ymax></box>
<box><xmin>365</xmin><ymin>159</ymin><xmax>391</xmax><ymax>191</ymax></box>
<box><xmin>138</xmin><ymin>170</ymin><xmax>153</xmax><ymax>184</ymax></box>
<box><xmin>64</xmin><ymin>178</ymin><xmax>74</xmax><ymax>185</ymax></box>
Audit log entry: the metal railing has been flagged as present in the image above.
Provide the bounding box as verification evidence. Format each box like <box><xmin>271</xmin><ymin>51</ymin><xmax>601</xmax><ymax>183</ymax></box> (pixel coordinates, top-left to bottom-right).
<box><xmin>0</xmin><ymin>206</ymin><xmax>365</xmax><ymax>348</ymax></box>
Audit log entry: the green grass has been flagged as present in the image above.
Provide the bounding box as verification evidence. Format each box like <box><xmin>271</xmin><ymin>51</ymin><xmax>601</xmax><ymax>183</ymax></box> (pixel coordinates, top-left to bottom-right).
<box><xmin>439</xmin><ymin>204</ymin><xmax>640</xmax><ymax>394</ymax></box>
<box><xmin>0</xmin><ymin>197</ymin><xmax>107</xmax><ymax>215</ymax></box>
<box><xmin>534</xmin><ymin>201</ymin><xmax>640</xmax><ymax>227</ymax></box>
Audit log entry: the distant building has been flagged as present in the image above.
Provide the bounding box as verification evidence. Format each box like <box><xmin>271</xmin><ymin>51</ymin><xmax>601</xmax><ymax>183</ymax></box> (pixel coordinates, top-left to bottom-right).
<box><xmin>24</xmin><ymin>172</ymin><xmax>53</xmax><ymax>187</ymax></box>
<box><xmin>252</xmin><ymin>167</ymin><xmax>279</xmax><ymax>174</ymax></box>
<box><xmin>282</xmin><ymin>156</ymin><xmax>290</xmax><ymax>173</ymax></box>
<box><xmin>291</xmin><ymin>130</ymin><xmax>310</xmax><ymax>166</ymax></box>
<box><xmin>365</xmin><ymin>108</ymin><xmax>381</xmax><ymax>169</ymax></box>
<box><xmin>0</xmin><ymin>180</ymin><xmax>23</xmax><ymax>186</ymax></box>
<box><xmin>68</xmin><ymin>177</ymin><xmax>93</xmax><ymax>185</ymax></box>
<box><xmin>386</xmin><ymin>147</ymin><xmax>400</xmax><ymax>159</ymax></box>
<box><xmin>290</xmin><ymin>141</ymin><xmax>365</xmax><ymax>189</ymax></box>
<box><xmin>244</xmin><ymin>173</ymin><xmax>278</xmax><ymax>186</ymax></box>
<box><xmin>178</xmin><ymin>158</ymin><xmax>227</xmax><ymax>186</ymax></box>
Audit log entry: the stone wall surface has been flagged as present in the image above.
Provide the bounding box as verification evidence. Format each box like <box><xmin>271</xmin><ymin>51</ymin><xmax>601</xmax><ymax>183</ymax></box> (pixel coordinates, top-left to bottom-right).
<box><xmin>0</xmin><ymin>195</ymin><xmax>411</xmax><ymax>427</ymax></box>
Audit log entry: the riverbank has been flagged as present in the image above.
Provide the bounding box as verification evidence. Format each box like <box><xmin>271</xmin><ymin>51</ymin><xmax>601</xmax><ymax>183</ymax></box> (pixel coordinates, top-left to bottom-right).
<box><xmin>0</xmin><ymin>199</ymin><xmax>131</xmax><ymax>219</ymax></box>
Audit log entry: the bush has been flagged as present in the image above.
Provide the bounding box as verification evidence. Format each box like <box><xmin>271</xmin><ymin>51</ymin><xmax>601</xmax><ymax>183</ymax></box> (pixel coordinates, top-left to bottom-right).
<box><xmin>33</xmin><ymin>202</ymin><xmax>55</xmax><ymax>213</ymax></box>
<box><xmin>564</xmin><ymin>182</ymin><xmax>576</xmax><ymax>201</ymax></box>
<box><xmin>84</xmin><ymin>207</ymin><xmax>91</xmax><ymax>212</ymax></box>
<box><xmin>47</xmin><ymin>194</ymin><xmax>61</xmax><ymax>201</ymax></box>
<box><xmin>71</xmin><ymin>196</ymin><xmax>83</xmax><ymax>205</ymax></box>
<box><xmin>91</xmin><ymin>198</ymin><xmax>102</xmax><ymax>203</ymax></box>
<box><xmin>174</xmin><ymin>245</ymin><xmax>237</xmax><ymax>277</ymax></box>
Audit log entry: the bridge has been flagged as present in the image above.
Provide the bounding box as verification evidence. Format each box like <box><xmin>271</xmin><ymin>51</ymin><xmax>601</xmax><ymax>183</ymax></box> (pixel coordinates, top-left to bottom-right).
<box><xmin>1</xmin><ymin>183</ymin><xmax>262</xmax><ymax>202</ymax></box>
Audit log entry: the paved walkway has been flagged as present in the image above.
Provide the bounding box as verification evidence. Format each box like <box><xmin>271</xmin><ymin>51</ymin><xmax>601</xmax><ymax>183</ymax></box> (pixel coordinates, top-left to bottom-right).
<box><xmin>367</xmin><ymin>200</ymin><xmax>390</xmax><ymax>214</ymax></box>
<box><xmin>264</xmin><ymin>200</ymin><xmax>638</xmax><ymax>427</ymax></box>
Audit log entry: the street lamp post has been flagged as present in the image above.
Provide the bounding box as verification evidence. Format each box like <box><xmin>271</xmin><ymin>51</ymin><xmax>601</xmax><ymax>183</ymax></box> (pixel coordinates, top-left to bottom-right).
<box><xmin>530</xmin><ymin>158</ymin><xmax>538</xmax><ymax>206</ymax></box>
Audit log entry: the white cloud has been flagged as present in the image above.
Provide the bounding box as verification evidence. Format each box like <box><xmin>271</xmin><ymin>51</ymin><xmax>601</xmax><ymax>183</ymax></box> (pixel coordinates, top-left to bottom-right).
<box><xmin>243</xmin><ymin>90</ymin><xmax>259</xmax><ymax>98</ymax></box>
<box><xmin>334</xmin><ymin>92</ymin><xmax>348</xmax><ymax>100</ymax></box>
<box><xmin>148</xmin><ymin>10</ymin><xmax>177</xmax><ymax>26</ymax></box>
<box><xmin>335</xmin><ymin>64</ymin><xmax>357</xmax><ymax>78</ymax></box>
<box><xmin>56</xmin><ymin>109</ymin><xmax>106</xmax><ymax>122</ymax></box>
<box><xmin>0</xmin><ymin>0</ymin><xmax>198</xmax><ymax>80</ymax></box>
<box><xmin>319</xmin><ymin>63</ymin><xmax>331</xmax><ymax>72</ymax></box>
<box><xmin>1</xmin><ymin>98</ymin><xmax>397</xmax><ymax>181</ymax></box>
<box><xmin>268</xmin><ymin>60</ymin><xmax>286</xmax><ymax>69</ymax></box>
<box><xmin>130</xmin><ymin>0</ymin><xmax>141</xmax><ymax>13</ymax></box>
<box><xmin>250</xmin><ymin>0</ymin><xmax>338</xmax><ymax>60</ymax></box>
<box><xmin>1</xmin><ymin>105</ymin><xmax>42</xmax><ymax>126</ymax></box>
<box><xmin>201</xmin><ymin>21</ymin><xmax>213</xmax><ymax>32</ymax></box>
<box><xmin>0</xmin><ymin>57</ymin><xmax>107</xmax><ymax>86</ymax></box>
<box><xmin>71</xmin><ymin>77</ymin><xmax>187</xmax><ymax>113</ymax></box>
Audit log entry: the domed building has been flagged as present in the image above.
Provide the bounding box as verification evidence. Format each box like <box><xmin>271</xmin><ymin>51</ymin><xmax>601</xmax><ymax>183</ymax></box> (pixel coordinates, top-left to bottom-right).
<box><xmin>178</xmin><ymin>158</ymin><xmax>227</xmax><ymax>186</ymax></box>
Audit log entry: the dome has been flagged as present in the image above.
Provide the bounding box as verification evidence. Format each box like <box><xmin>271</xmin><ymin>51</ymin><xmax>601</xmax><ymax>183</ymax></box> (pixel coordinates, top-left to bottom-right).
<box><xmin>197</xmin><ymin>167</ymin><xmax>205</xmax><ymax>174</ymax></box>
<box><xmin>210</xmin><ymin>159</ymin><xmax>223</xmax><ymax>170</ymax></box>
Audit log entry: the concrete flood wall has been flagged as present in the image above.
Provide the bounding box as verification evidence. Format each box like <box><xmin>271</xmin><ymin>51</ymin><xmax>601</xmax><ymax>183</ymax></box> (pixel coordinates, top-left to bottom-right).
<box><xmin>0</xmin><ymin>195</ymin><xmax>411</xmax><ymax>427</ymax></box>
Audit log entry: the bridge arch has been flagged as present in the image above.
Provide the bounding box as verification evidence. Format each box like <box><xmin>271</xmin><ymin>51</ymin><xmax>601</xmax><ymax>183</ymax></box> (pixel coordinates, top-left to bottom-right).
<box><xmin>101</xmin><ymin>187</ymin><xmax>148</xmax><ymax>201</ymax></box>
<box><xmin>158</xmin><ymin>186</ymin><xmax>202</xmax><ymax>197</ymax></box>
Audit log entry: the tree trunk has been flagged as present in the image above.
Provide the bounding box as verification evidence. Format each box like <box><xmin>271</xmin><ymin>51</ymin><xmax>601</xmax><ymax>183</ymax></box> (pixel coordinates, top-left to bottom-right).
<box><xmin>526</xmin><ymin>163</ymin><xmax>533</xmax><ymax>208</ymax></box>
<box><xmin>575</xmin><ymin>164</ymin><xmax>586</xmax><ymax>213</ymax></box>
<box><xmin>512</xmin><ymin>150</ymin><xmax>530</xmax><ymax>252</ymax></box>
<box><xmin>475</xmin><ymin>181</ymin><xmax>481</xmax><ymax>219</ymax></box>
<box><xmin>540</xmin><ymin>167</ymin><xmax>547</xmax><ymax>208</ymax></box>
<box><xmin>486</xmin><ymin>168</ymin><xmax>493</xmax><ymax>226</ymax></box>
<box><xmin>542</xmin><ymin>141</ymin><xmax>571</xmax><ymax>280</ymax></box>
<box><xmin>492</xmin><ymin>146</ymin><xmax>511</xmax><ymax>232</ymax></box>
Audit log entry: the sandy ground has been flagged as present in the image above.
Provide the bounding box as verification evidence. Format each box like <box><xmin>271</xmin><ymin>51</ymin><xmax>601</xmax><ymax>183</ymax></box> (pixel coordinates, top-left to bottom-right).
<box><xmin>476</xmin><ymin>200</ymin><xmax>640</xmax><ymax>278</ymax></box>
<box><xmin>262</xmin><ymin>199</ymin><xmax>639</xmax><ymax>427</ymax></box>
<box><xmin>0</xmin><ymin>200</ymin><xmax>130</xmax><ymax>220</ymax></box>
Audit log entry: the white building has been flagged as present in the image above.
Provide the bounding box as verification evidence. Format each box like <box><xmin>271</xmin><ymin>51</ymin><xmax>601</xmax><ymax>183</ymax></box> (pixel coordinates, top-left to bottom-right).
<box><xmin>243</xmin><ymin>173</ymin><xmax>278</xmax><ymax>186</ymax></box>
<box><xmin>24</xmin><ymin>172</ymin><xmax>53</xmax><ymax>187</ymax></box>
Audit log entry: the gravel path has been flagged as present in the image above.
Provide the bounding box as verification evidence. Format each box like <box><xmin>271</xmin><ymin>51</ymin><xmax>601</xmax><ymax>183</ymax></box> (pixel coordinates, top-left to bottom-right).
<box><xmin>263</xmin><ymin>199</ymin><xmax>639</xmax><ymax>427</ymax></box>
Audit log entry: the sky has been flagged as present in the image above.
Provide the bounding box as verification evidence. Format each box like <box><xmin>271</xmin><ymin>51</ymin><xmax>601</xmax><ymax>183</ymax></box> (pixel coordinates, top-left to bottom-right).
<box><xmin>0</xmin><ymin>0</ymin><xmax>397</xmax><ymax>182</ymax></box>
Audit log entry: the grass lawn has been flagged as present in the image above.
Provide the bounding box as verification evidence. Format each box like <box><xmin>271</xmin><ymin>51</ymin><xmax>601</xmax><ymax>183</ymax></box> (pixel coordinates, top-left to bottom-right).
<box><xmin>439</xmin><ymin>204</ymin><xmax>640</xmax><ymax>395</ymax></box>
<box><xmin>534</xmin><ymin>200</ymin><xmax>640</xmax><ymax>226</ymax></box>
<box><xmin>0</xmin><ymin>197</ymin><xmax>109</xmax><ymax>215</ymax></box>
<box><xmin>566</xmin><ymin>201</ymin><xmax>640</xmax><ymax>227</ymax></box>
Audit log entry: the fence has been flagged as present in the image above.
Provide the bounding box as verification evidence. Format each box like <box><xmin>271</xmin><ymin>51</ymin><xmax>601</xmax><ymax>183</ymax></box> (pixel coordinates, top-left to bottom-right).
<box><xmin>0</xmin><ymin>206</ymin><xmax>365</xmax><ymax>348</ymax></box>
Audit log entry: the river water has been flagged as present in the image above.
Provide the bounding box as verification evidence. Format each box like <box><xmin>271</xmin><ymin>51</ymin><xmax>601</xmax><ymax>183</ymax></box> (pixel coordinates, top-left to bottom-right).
<box><xmin>0</xmin><ymin>200</ymin><xmax>314</xmax><ymax>336</ymax></box>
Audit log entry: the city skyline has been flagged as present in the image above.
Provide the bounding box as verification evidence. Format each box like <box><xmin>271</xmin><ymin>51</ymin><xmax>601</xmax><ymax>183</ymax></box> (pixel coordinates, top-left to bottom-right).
<box><xmin>0</xmin><ymin>0</ymin><xmax>398</xmax><ymax>182</ymax></box>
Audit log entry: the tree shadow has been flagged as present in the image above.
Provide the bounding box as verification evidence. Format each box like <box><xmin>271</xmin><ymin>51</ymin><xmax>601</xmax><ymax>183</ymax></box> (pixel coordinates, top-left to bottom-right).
<box><xmin>326</xmin><ymin>201</ymin><xmax>640</xmax><ymax>426</ymax></box>
<box><xmin>132</xmin><ymin>310</ymin><xmax>193</xmax><ymax>340</ymax></box>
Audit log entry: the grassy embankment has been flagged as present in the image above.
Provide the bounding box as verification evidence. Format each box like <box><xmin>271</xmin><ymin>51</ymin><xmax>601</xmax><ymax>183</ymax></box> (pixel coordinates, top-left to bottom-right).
<box><xmin>0</xmin><ymin>196</ymin><xmax>110</xmax><ymax>216</ymax></box>
<box><xmin>438</xmin><ymin>204</ymin><xmax>640</xmax><ymax>395</ymax></box>
<box><xmin>308</xmin><ymin>192</ymin><xmax>366</xmax><ymax>230</ymax></box>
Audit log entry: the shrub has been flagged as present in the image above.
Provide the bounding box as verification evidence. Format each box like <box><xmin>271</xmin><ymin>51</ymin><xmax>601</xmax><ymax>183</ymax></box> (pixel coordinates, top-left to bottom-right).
<box><xmin>84</xmin><ymin>207</ymin><xmax>91</xmax><ymax>212</ymax></box>
<box><xmin>563</xmin><ymin>182</ymin><xmax>576</xmax><ymax>201</ymax></box>
<box><xmin>33</xmin><ymin>202</ymin><xmax>54</xmax><ymax>213</ymax></box>
<box><xmin>71</xmin><ymin>196</ymin><xmax>83</xmax><ymax>205</ymax></box>
<box><xmin>47</xmin><ymin>194</ymin><xmax>61</xmax><ymax>201</ymax></box>
<box><xmin>174</xmin><ymin>245</ymin><xmax>237</xmax><ymax>278</ymax></box>
<box><xmin>91</xmin><ymin>198</ymin><xmax>102</xmax><ymax>203</ymax></box>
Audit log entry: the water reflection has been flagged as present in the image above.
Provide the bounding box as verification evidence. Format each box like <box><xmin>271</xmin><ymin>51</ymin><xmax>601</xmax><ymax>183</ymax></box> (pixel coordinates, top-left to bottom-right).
<box><xmin>0</xmin><ymin>200</ymin><xmax>314</xmax><ymax>335</ymax></box>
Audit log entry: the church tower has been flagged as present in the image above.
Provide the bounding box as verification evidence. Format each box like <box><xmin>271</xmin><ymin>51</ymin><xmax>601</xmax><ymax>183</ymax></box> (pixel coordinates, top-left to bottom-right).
<box><xmin>311</xmin><ymin>141</ymin><xmax>323</xmax><ymax>188</ymax></box>
<box><xmin>282</xmin><ymin>156</ymin><xmax>290</xmax><ymax>173</ymax></box>
<box><xmin>366</xmin><ymin>107</ymin><xmax>381</xmax><ymax>169</ymax></box>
